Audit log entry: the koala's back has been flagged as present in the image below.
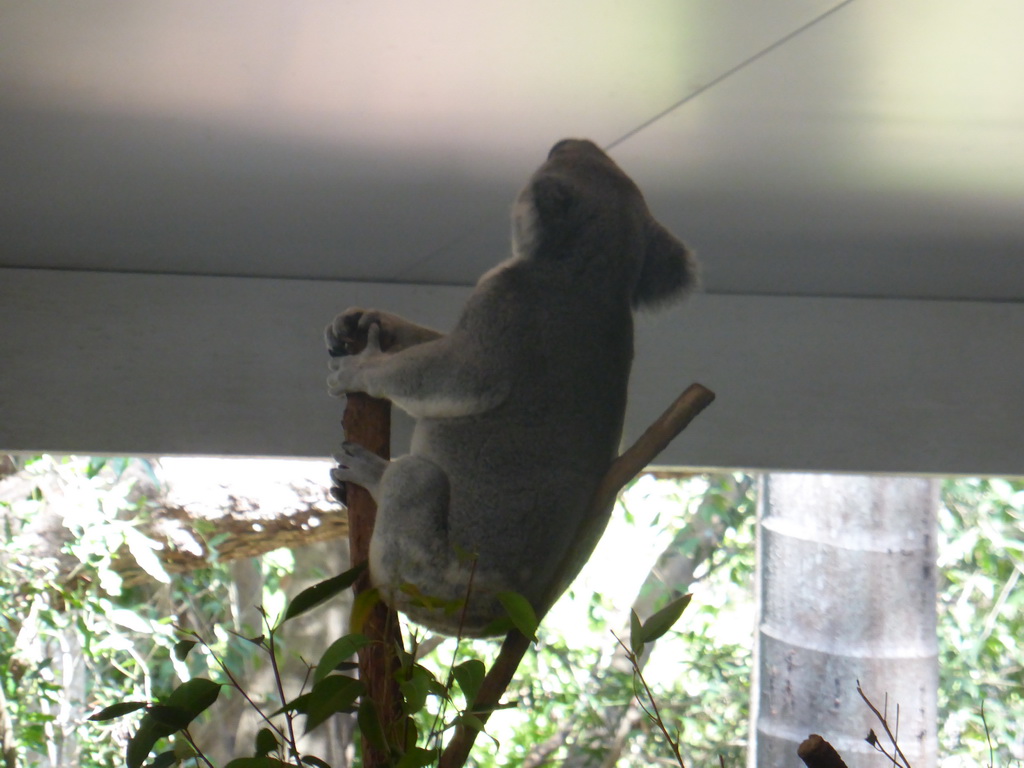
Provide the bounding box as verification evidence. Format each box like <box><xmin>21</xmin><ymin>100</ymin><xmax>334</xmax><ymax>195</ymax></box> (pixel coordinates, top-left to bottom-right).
<box><xmin>410</xmin><ymin>259</ymin><xmax>633</xmax><ymax>610</ymax></box>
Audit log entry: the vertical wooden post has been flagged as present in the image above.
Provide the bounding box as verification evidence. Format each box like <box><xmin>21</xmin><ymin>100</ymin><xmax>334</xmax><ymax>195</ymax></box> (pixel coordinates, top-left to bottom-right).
<box><xmin>342</xmin><ymin>386</ymin><xmax>407</xmax><ymax>765</ymax></box>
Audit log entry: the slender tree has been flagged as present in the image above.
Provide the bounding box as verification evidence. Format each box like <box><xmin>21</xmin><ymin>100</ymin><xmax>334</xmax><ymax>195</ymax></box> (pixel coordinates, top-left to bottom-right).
<box><xmin>750</xmin><ymin>474</ymin><xmax>938</xmax><ymax>768</ymax></box>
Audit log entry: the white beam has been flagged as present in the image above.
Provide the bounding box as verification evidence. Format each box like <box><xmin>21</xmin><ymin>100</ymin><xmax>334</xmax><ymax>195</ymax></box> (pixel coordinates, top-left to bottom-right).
<box><xmin>1</xmin><ymin>268</ymin><xmax>1020</xmax><ymax>475</ymax></box>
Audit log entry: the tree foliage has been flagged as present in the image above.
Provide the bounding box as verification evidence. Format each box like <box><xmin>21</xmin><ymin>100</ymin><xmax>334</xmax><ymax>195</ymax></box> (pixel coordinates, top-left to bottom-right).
<box><xmin>1</xmin><ymin>457</ymin><xmax>1022</xmax><ymax>767</ymax></box>
<box><xmin>0</xmin><ymin>455</ymin><xmax>294</xmax><ymax>767</ymax></box>
<box><xmin>937</xmin><ymin>478</ymin><xmax>1024</xmax><ymax>766</ymax></box>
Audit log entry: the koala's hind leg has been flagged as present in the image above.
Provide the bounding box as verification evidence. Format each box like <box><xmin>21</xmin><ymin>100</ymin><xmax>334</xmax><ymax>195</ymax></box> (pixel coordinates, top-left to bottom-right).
<box><xmin>371</xmin><ymin>455</ymin><xmax>456</xmax><ymax>599</ymax></box>
<box><xmin>331</xmin><ymin>441</ymin><xmax>389</xmax><ymax>499</ymax></box>
<box><xmin>332</xmin><ymin>443</ymin><xmax>455</xmax><ymax>610</ymax></box>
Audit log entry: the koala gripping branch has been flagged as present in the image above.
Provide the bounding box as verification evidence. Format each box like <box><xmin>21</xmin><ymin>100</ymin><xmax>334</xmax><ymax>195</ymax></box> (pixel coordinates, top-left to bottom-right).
<box><xmin>438</xmin><ymin>382</ymin><xmax>716</xmax><ymax>768</ymax></box>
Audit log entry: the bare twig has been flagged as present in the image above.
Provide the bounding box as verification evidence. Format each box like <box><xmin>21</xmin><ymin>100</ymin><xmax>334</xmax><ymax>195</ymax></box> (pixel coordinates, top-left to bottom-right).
<box><xmin>980</xmin><ymin>701</ymin><xmax>994</xmax><ymax>768</ymax></box>
<box><xmin>613</xmin><ymin>632</ymin><xmax>687</xmax><ymax>768</ymax></box>
<box><xmin>857</xmin><ymin>682</ymin><xmax>913</xmax><ymax>768</ymax></box>
<box><xmin>264</xmin><ymin>612</ymin><xmax>300</xmax><ymax>763</ymax></box>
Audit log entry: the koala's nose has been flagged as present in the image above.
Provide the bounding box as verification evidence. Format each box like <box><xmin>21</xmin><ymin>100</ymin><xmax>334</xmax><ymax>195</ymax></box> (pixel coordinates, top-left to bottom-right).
<box><xmin>549</xmin><ymin>139</ymin><xmax>576</xmax><ymax>158</ymax></box>
<box><xmin>548</xmin><ymin>138</ymin><xmax>603</xmax><ymax>160</ymax></box>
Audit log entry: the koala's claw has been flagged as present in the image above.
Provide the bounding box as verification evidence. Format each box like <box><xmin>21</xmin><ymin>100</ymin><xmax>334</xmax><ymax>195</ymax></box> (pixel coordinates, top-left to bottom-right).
<box><xmin>324</xmin><ymin>320</ymin><xmax>353</xmax><ymax>358</ymax></box>
<box><xmin>326</xmin><ymin>319</ymin><xmax>385</xmax><ymax>395</ymax></box>
<box><xmin>325</xmin><ymin>310</ymin><xmax>359</xmax><ymax>357</ymax></box>
<box><xmin>326</xmin><ymin>307</ymin><xmax>391</xmax><ymax>357</ymax></box>
<box><xmin>365</xmin><ymin>322</ymin><xmax>381</xmax><ymax>352</ymax></box>
<box><xmin>328</xmin><ymin>482</ymin><xmax>347</xmax><ymax>505</ymax></box>
<box><xmin>331</xmin><ymin>441</ymin><xmax>361</xmax><ymax>468</ymax></box>
<box><xmin>329</xmin><ymin>443</ymin><xmax>359</xmax><ymax>504</ymax></box>
<box><xmin>330</xmin><ymin>441</ymin><xmax>387</xmax><ymax>495</ymax></box>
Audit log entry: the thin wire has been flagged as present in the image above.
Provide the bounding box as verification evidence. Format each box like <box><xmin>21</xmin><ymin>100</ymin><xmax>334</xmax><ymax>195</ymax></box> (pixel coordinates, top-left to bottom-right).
<box><xmin>389</xmin><ymin>223</ymin><xmax>489</xmax><ymax>283</ymax></box>
<box><xmin>603</xmin><ymin>0</ymin><xmax>858</xmax><ymax>151</ymax></box>
<box><xmin>393</xmin><ymin>0</ymin><xmax>858</xmax><ymax>282</ymax></box>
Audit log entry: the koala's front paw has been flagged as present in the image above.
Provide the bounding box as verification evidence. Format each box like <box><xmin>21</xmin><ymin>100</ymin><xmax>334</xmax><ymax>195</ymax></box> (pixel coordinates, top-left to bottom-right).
<box><xmin>326</xmin><ymin>308</ymin><xmax>393</xmax><ymax>357</ymax></box>
<box><xmin>326</xmin><ymin>324</ymin><xmax>383</xmax><ymax>397</ymax></box>
<box><xmin>326</xmin><ymin>355</ymin><xmax>359</xmax><ymax>397</ymax></box>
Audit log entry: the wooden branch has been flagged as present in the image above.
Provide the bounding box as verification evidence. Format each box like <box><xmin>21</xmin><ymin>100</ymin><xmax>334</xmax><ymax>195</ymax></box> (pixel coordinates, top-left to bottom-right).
<box><xmin>0</xmin><ymin>462</ymin><xmax>349</xmax><ymax>586</ymax></box>
<box><xmin>593</xmin><ymin>383</ymin><xmax>717</xmax><ymax>514</ymax></box>
<box><xmin>797</xmin><ymin>734</ymin><xmax>850</xmax><ymax>768</ymax></box>
<box><xmin>122</xmin><ymin>505</ymin><xmax>347</xmax><ymax>578</ymax></box>
<box><xmin>338</xmin><ymin>327</ymin><xmax>409</xmax><ymax>766</ymax></box>
<box><xmin>439</xmin><ymin>382</ymin><xmax>715</xmax><ymax>768</ymax></box>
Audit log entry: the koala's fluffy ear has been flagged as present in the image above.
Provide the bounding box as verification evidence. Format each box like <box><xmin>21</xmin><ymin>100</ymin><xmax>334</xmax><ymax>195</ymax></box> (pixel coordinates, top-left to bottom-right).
<box><xmin>532</xmin><ymin>176</ymin><xmax>576</xmax><ymax>222</ymax></box>
<box><xmin>520</xmin><ymin>176</ymin><xmax>583</xmax><ymax>261</ymax></box>
<box><xmin>632</xmin><ymin>220</ymin><xmax>698</xmax><ymax>308</ymax></box>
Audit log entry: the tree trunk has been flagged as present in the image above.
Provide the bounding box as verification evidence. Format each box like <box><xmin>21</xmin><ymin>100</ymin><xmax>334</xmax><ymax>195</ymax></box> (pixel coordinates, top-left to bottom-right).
<box><xmin>341</xmin><ymin>392</ymin><xmax>408</xmax><ymax>767</ymax></box>
<box><xmin>750</xmin><ymin>474</ymin><xmax>938</xmax><ymax>768</ymax></box>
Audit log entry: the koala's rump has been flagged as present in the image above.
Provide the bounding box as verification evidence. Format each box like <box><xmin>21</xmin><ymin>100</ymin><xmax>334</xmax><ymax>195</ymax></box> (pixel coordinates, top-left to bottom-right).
<box><xmin>411</xmin><ymin>376</ymin><xmax>623</xmax><ymax>608</ymax></box>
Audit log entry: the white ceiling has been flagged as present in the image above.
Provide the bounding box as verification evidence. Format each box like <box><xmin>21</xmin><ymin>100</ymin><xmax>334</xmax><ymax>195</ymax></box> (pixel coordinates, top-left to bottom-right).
<box><xmin>2</xmin><ymin>1</ymin><xmax>1023</xmax><ymax>472</ymax></box>
<box><xmin>3</xmin><ymin>0</ymin><xmax>1023</xmax><ymax>301</ymax></box>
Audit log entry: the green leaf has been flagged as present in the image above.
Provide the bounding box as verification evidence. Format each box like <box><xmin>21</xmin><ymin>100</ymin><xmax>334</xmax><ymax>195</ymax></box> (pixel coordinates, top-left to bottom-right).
<box><xmin>127</xmin><ymin>679</ymin><xmax>214</xmax><ymax>768</ymax></box>
<box><xmin>349</xmin><ymin>588</ymin><xmax>382</xmax><ymax>634</ymax></box>
<box><xmin>146</xmin><ymin>751</ymin><xmax>179</xmax><ymax>768</ymax></box>
<box><xmin>164</xmin><ymin>677</ymin><xmax>222</xmax><ymax>717</ymax></box>
<box><xmin>127</xmin><ymin>676</ymin><xmax>224</xmax><ymax>765</ymax></box>
<box><xmin>124</xmin><ymin>527</ymin><xmax>171</xmax><ymax>584</ymax></box>
<box><xmin>639</xmin><ymin>594</ymin><xmax>693</xmax><ymax>644</ymax></box>
<box><xmin>173</xmin><ymin>639</ymin><xmax>199</xmax><ymax>662</ymax></box>
<box><xmin>314</xmin><ymin>634</ymin><xmax>370</xmax><ymax>684</ymax></box>
<box><xmin>455</xmin><ymin>712</ymin><xmax>488</xmax><ymax>734</ymax></box>
<box><xmin>85</xmin><ymin>457</ymin><xmax>106</xmax><ymax>478</ymax></box>
<box><xmin>496</xmin><ymin>592</ymin><xmax>539</xmax><ymax>640</ymax></box>
<box><xmin>452</xmin><ymin>659</ymin><xmax>486</xmax><ymax>706</ymax></box>
<box><xmin>108</xmin><ymin>608</ymin><xmax>154</xmax><ymax>634</ymax></box>
<box><xmin>453</xmin><ymin>713</ymin><xmax>500</xmax><ymax>747</ymax></box>
<box><xmin>146</xmin><ymin>705</ymin><xmax>195</xmax><ymax>732</ymax></box>
<box><xmin>126</xmin><ymin>716</ymin><xmax>169</xmax><ymax>768</ymax></box>
<box><xmin>304</xmin><ymin>675</ymin><xmax>365</xmax><ymax>732</ymax></box>
<box><xmin>224</xmin><ymin>758</ymin><xmax>293</xmax><ymax>768</ymax></box>
<box><xmin>479</xmin><ymin>616</ymin><xmax>515</xmax><ymax>636</ymax></box>
<box><xmin>254</xmin><ymin>727</ymin><xmax>278</xmax><ymax>756</ymax></box>
<box><xmin>400</xmin><ymin>664</ymin><xmax>441</xmax><ymax>716</ymax></box>
<box><xmin>396</xmin><ymin>746</ymin><xmax>441</xmax><ymax>768</ymax></box>
<box><xmin>357</xmin><ymin>697</ymin><xmax>389</xmax><ymax>753</ymax></box>
<box><xmin>452</xmin><ymin>543</ymin><xmax>479</xmax><ymax>566</ymax></box>
<box><xmin>403</xmin><ymin>719</ymin><xmax>421</xmax><ymax>752</ymax></box>
<box><xmin>284</xmin><ymin>563</ymin><xmax>366</xmax><ymax>622</ymax></box>
<box><xmin>88</xmin><ymin>700</ymin><xmax>148</xmax><ymax>721</ymax></box>
<box><xmin>629</xmin><ymin>609</ymin><xmax>644</xmax><ymax>656</ymax></box>
<box><xmin>273</xmin><ymin>692</ymin><xmax>312</xmax><ymax>718</ymax></box>
<box><xmin>399</xmin><ymin>582</ymin><xmax>464</xmax><ymax>612</ymax></box>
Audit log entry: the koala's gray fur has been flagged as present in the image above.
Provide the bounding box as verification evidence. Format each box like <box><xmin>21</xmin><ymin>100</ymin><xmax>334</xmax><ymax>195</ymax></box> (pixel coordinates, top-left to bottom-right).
<box><xmin>326</xmin><ymin>139</ymin><xmax>696</xmax><ymax>636</ymax></box>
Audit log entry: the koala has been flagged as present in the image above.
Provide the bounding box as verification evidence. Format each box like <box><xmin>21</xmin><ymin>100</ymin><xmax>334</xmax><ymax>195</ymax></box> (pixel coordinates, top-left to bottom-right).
<box><xmin>326</xmin><ymin>138</ymin><xmax>696</xmax><ymax>636</ymax></box>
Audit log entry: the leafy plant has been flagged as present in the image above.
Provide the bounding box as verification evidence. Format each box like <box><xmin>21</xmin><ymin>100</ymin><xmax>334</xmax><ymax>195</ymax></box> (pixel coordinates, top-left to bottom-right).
<box><xmin>4</xmin><ymin>458</ymin><xmax>1023</xmax><ymax>767</ymax></box>
<box><xmin>937</xmin><ymin>478</ymin><xmax>1024</xmax><ymax>766</ymax></box>
<box><xmin>616</xmin><ymin>594</ymin><xmax>695</xmax><ymax>767</ymax></box>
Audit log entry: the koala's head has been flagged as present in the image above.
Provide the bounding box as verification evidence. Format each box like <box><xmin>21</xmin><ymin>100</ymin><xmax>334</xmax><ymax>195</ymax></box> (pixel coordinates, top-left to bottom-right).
<box><xmin>511</xmin><ymin>138</ymin><xmax>697</xmax><ymax>308</ymax></box>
